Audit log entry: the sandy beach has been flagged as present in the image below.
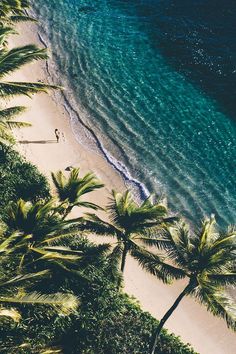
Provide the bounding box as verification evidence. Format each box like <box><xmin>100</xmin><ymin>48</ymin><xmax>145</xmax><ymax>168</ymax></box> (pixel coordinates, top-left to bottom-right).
<box><xmin>7</xmin><ymin>23</ymin><xmax>125</xmax><ymax>208</ymax></box>
<box><xmin>8</xmin><ymin>22</ymin><xmax>236</xmax><ymax>354</ymax></box>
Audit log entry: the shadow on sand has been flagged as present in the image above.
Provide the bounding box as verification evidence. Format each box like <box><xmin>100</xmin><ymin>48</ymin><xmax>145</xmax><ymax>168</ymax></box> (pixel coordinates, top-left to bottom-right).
<box><xmin>19</xmin><ymin>140</ymin><xmax>57</xmax><ymax>144</ymax></box>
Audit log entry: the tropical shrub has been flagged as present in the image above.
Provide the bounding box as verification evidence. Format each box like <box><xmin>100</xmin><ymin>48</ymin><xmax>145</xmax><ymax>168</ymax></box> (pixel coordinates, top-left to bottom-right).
<box><xmin>0</xmin><ymin>148</ymin><xmax>50</xmax><ymax>216</ymax></box>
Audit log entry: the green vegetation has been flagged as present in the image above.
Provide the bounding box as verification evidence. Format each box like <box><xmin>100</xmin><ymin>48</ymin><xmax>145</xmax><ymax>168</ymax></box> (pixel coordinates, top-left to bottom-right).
<box><xmin>80</xmin><ymin>190</ymin><xmax>178</xmax><ymax>281</ymax></box>
<box><xmin>57</xmin><ymin>259</ymin><xmax>197</xmax><ymax>354</ymax></box>
<box><xmin>0</xmin><ymin>0</ymin><xmax>34</xmax><ymax>24</ymax></box>
<box><xmin>0</xmin><ymin>44</ymin><xmax>57</xmax><ymax>102</ymax></box>
<box><xmin>0</xmin><ymin>236</ymin><xmax>197</xmax><ymax>354</ymax></box>
<box><xmin>0</xmin><ymin>2</ymin><xmax>58</xmax><ymax>144</ymax></box>
<box><xmin>0</xmin><ymin>147</ymin><xmax>50</xmax><ymax>215</ymax></box>
<box><xmin>51</xmin><ymin>167</ymin><xmax>104</xmax><ymax>217</ymax></box>
<box><xmin>0</xmin><ymin>1</ymin><xmax>235</xmax><ymax>353</ymax></box>
<box><xmin>150</xmin><ymin>217</ymin><xmax>236</xmax><ymax>353</ymax></box>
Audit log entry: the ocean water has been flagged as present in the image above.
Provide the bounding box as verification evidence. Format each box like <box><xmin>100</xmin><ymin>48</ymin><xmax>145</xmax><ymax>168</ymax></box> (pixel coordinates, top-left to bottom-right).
<box><xmin>32</xmin><ymin>0</ymin><xmax>236</xmax><ymax>228</ymax></box>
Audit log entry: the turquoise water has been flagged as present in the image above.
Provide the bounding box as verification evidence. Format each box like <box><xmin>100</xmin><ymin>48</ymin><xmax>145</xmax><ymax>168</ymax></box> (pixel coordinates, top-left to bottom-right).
<box><xmin>32</xmin><ymin>0</ymin><xmax>236</xmax><ymax>227</ymax></box>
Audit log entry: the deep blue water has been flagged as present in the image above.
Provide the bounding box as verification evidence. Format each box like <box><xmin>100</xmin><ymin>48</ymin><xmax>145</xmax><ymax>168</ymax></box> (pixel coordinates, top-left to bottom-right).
<box><xmin>33</xmin><ymin>0</ymin><xmax>236</xmax><ymax>227</ymax></box>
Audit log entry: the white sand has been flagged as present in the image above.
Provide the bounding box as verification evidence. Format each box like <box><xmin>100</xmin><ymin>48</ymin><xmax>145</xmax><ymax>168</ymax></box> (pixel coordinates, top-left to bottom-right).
<box><xmin>8</xmin><ymin>22</ymin><xmax>236</xmax><ymax>354</ymax></box>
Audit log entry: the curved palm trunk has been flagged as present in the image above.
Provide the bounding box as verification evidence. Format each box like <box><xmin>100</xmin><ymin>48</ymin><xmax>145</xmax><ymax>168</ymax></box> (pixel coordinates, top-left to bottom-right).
<box><xmin>117</xmin><ymin>244</ymin><xmax>128</xmax><ymax>290</ymax></box>
<box><xmin>120</xmin><ymin>245</ymin><xmax>128</xmax><ymax>273</ymax></box>
<box><xmin>150</xmin><ymin>281</ymin><xmax>194</xmax><ymax>354</ymax></box>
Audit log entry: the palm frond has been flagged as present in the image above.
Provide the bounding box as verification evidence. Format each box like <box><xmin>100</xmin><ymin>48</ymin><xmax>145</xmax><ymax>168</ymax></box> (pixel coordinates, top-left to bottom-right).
<box><xmin>80</xmin><ymin>213</ymin><xmax>118</xmax><ymax>237</ymax></box>
<box><xmin>42</xmin><ymin>245</ymin><xmax>84</xmax><ymax>254</ymax></box>
<box><xmin>51</xmin><ymin>170</ymin><xmax>67</xmax><ymax>197</ymax></box>
<box><xmin>0</xmin><ymin>231</ymin><xmax>23</xmax><ymax>253</ymax></box>
<box><xmin>195</xmin><ymin>288</ymin><xmax>236</xmax><ymax>331</ymax></box>
<box><xmin>0</xmin><ymin>292</ymin><xmax>79</xmax><ymax>314</ymax></box>
<box><xmin>107</xmin><ymin>190</ymin><xmax>171</xmax><ymax>233</ymax></box>
<box><xmin>70</xmin><ymin>170</ymin><xmax>104</xmax><ymax>197</ymax></box>
<box><xmin>9</xmin><ymin>15</ymin><xmax>36</xmax><ymax>22</ymax></box>
<box><xmin>78</xmin><ymin>243</ymin><xmax>111</xmax><ymax>257</ymax></box>
<box><xmin>5</xmin><ymin>198</ymin><xmax>79</xmax><ymax>241</ymax></box>
<box><xmin>42</xmin><ymin>228</ymin><xmax>82</xmax><ymax>245</ymax></box>
<box><xmin>211</xmin><ymin>232</ymin><xmax>236</xmax><ymax>253</ymax></box>
<box><xmin>198</xmin><ymin>215</ymin><xmax>217</xmax><ymax>251</ymax></box>
<box><xmin>30</xmin><ymin>246</ymin><xmax>82</xmax><ymax>262</ymax></box>
<box><xmin>161</xmin><ymin>225</ymin><xmax>191</xmax><ymax>269</ymax></box>
<box><xmin>1</xmin><ymin>117</ymin><xmax>31</xmax><ymax>129</ymax></box>
<box><xmin>0</xmin><ymin>81</ymin><xmax>59</xmax><ymax>97</ymax></box>
<box><xmin>0</xmin><ymin>125</ymin><xmax>15</xmax><ymax>144</ymax></box>
<box><xmin>0</xmin><ymin>91</ymin><xmax>37</xmax><ymax>145</ymax></box>
<box><xmin>74</xmin><ymin>200</ymin><xmax>103</xmax><ymax>211</ymax></box>
<box><xmin>130</xmin><ymin>242</ymin><xmax>186</xmax><ymax>283</ymax></box>
<box><xmin>40</xmin><ymin>347</ymin><xmax>62</xmax><ymax>354</ymax></box>
<box><xmin>207</xmin><ymin>273</ymin><xmax>236</xmax><ymax>286</ymax></box>
<box><xmin>0</xmin><ymin>26</ymin><xmax>17</xmax><ymax>46</ymax></box>
<box><xmin>0</xmin><ymin>106</ymin><xmax>26</xmax><ymax>119</ymax></box>
<box><xmin>0</xmin><ymin>270</ymin><xmax>50</xmax><ymax>287</ymax></box>
<box><xmin>0</xmin><ymin>45</ymin><xmax>48</xmax><ymax>78</ymax></box>
<box><xmin>134</xmin><ymin>234</ymin><xmax>171</xmax><ymax>250</ymax></box>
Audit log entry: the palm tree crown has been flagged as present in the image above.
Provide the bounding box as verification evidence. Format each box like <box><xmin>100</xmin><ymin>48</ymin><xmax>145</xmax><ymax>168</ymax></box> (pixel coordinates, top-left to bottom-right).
<box><xmin>4</xmin><ymin>198</ymin><xmax>79</xmax><ymax>241</ymax></box>
<box><xmin>51</xmin><ymin>168</ymin><xmax>104</xmax><ymax>216</ymax></box>
<box><xmin>0</xmin><ymin>226</ymin><xmax>79</xmax><ymax>323</ymax></box>
<box><xmin>3</xmin><ymin>198</ymin><xmax>109</xmax><ymax>276</ymax></box>
<box><xmin>150</xmin><ymin>216</ymin><xmax>236</xmax><ymax>353</ymax></box>
<box><xmin>81</xmin><ymin>190</ymin><xmax>178</xmax><ymax>278</ymax></box>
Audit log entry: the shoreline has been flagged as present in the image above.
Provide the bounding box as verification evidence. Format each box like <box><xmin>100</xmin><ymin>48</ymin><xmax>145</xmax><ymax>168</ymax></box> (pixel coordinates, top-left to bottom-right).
<box><xmin>8</xmin><ymin>19</ymin><xmax>236</xmax><ymax>354</ymax></box>
<box><xmin>35</xmin><ymin>26</ymin><xmax>150</xmax><ymax>202</ymax></box>
<box><xmin>8</xmin><ymin>21</ymin><xmax>126</xmax><ymax>206</ymax></box>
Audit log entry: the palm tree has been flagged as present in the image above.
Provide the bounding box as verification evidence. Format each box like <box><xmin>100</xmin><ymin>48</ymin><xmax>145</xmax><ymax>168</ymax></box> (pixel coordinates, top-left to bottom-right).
<box><xmin>51</xmin><ymin>168</ymin><xmax>104</xmax><ymax>217</ymax></box>
<box><xmin>0</xmin><ymin>105</ymin><xmax>30</xmax><ymax>144</ymax></box>
<box><xmin>4</xmin><ymin>198</ymin><xmax>78</xmax><ymax>241</ymax></box>
<box><xmin>149</xmin><ymin>216</ymin><xmax>236</xmax><ymax>354</ymax></box>
<box><xmin>0</xmin><ymin>228</ymin><xmax>79</xmax><ymax>322</ymax></box>
<box><xmin>3</xmin><ymin>198</ymin><xmax>110</xmax><ymax>275</ymax></box>
<box><xmin>0</xmin><ymin>44</ymin><xmax>58</xmax><ymax>98</ymax></box>
<box><xmin>80</xmin><ymin>190</ymin><xmax>178</xmax><ymax>279</ymax></box>
<box><xmin>0</xmin><ymin>27</ymin><xmax>58</xmax><ymax>147</ymax></box>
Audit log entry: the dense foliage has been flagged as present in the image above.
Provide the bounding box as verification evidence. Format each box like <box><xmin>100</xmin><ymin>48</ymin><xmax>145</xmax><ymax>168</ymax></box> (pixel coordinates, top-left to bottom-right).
<box><xmin>0</xmin><ymin>147</ymin><xmax>50</xmax><ymax>216</ymax></box>
<box><xmin>60</xmin><ymin>264</ymin><xmax>197</xmax><ymax>354</ymax></box>
<box><xmin>0</xmin><ymin>249</ymin><xmax>197</xmax><ymax>354</ymax></box>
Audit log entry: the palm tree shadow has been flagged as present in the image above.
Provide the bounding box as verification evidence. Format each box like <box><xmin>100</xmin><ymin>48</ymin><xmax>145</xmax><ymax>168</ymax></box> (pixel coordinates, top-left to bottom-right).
<box><xmin>19</xmin><ymin>140</ymin><xmax>57</xmax><ymax>144</ymax></box>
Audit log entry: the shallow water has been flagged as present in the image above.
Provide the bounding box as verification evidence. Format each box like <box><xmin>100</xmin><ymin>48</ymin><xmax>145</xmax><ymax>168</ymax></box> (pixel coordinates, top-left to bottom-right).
<box><xmin>32</xmin><ymin>0</ymin><xmax>236</xmax><ymax>227</ymax></box>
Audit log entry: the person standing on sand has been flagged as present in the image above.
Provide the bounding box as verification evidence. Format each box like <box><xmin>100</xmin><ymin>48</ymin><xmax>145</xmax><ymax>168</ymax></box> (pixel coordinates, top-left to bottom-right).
<box><xmin>55</xmin><ymin>128</ymin><xmax>60</xmax><ymax>143</ymax></box>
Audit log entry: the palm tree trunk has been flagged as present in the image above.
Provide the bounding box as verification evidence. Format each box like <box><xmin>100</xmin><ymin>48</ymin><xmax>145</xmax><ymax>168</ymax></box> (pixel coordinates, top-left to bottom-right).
<box><xmin>120</xmin><ymin>246</ymin><xmax>128</xmax><ymax>273</ymax></box>
<box><xmin>150</xmin><ymin>281</ymin><xmax>194</xmax><ymax>354</ymax></box>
